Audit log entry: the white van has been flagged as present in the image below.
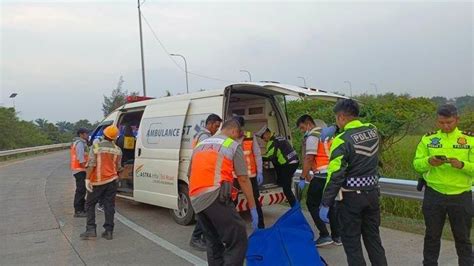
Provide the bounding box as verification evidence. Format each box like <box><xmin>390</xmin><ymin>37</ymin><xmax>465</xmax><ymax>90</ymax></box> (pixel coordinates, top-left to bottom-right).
<box><xmin>89</xmin><ymin>82</ymin><xmax>345</xmax><ymax>225</ymax></box>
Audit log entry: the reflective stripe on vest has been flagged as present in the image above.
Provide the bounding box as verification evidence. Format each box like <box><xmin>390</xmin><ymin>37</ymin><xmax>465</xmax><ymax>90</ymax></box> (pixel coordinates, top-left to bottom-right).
<box><xmin>89</xmin><ymin>142</ymin><xmax>121</xmax><ymax>185</ymax></box>
<box><xmin>70</xmin><ymin>140</ymin><xmax>88</xmax><ymax>171</ymax></box>
<box><xmin>189</xmin><ymin>137</ymin><xmax>238</xmax><ymax>199</ymax></box>
<box><xmin>242</xmin><ymin>131</ymin><xmax>257</xmax><ymax>177</ymax></box>
<box><xmin>192</xmin><ymin>131</ymin><xmax>211</xmax><ymax>149</ymax></box>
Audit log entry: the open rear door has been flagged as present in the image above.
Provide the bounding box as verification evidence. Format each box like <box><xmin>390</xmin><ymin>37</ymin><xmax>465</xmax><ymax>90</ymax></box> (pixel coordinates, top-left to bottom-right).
<box><xmin>227</xmin><ymin>82</ymin><xmax>348</xmax><ymax>102</ymax></box>
<box><xmin>133</xmin><ymin>100</ymin><xmax>190</xmax><ymax>210</ymax></box>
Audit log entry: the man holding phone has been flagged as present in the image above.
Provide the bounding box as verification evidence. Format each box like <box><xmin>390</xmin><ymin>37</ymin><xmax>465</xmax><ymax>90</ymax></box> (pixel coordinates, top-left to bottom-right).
<box><xmin>413</xmin><ymin>104</ymin><xmax>473</xmax><ymax>266</ymax></box>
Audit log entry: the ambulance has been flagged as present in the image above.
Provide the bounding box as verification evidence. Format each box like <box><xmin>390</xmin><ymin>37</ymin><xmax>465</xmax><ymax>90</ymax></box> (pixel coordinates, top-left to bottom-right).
<box><xmin>89</xmin><ymin>82</ymin><xmax>346</xmax><ymax>225</ymax></box>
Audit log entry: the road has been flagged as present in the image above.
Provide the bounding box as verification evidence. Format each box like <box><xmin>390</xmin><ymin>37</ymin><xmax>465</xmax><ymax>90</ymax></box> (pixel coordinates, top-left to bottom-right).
<box><xmin>0</xmin><ymin>151</ymin><xmax>459</xmax><ymax>265</ymax></box>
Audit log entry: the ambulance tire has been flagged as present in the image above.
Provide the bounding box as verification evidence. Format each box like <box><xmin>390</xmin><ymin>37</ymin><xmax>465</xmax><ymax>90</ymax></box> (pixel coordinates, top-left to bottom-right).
<box><xmin>170</xmin><ymin>183</ymin><xmax>195</xmax><ymax>225</ymax></box>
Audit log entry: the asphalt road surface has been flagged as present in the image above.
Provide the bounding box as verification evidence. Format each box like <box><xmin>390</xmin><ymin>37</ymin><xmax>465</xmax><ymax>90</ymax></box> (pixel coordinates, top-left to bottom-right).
<box><xmin>0</xmin><ymin>151</ymin><xmax>459</xmax><ymax>265</ymax></box>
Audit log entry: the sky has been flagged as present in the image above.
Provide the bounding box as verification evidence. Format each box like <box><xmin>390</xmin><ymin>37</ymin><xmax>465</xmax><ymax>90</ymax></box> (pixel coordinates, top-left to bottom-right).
<box><xmin>1</xmin><ymin>0</ymin><xmax>473</xmax><ymax>123</ymax></box>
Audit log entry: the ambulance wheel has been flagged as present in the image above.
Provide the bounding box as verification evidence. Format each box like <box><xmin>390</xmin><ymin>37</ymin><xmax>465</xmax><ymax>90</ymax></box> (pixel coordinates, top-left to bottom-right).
<box><xmin>171</xmin><ymin>183</ymin><xmax>195</xmax><ymax>225</ymax></box>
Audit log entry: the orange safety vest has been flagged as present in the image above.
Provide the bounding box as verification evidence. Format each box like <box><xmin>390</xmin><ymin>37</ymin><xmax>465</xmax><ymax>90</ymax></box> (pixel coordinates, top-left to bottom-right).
<box><xmin>89</xmin><ymin>141</ymin><xmax>122</xmax><ymax>186</ymax></box>
<box><xmin>189</xmin><ymin>136</ymin><xmax>239</xmax><ymax>199</ymax></box>
<box><xmin>70</xmin><ymin>140</ymin><xmax>88</xmax><ymax>171</ymax></box>
<box><xmin>242</xmin><ymin>131</ymin><xmax>257</xmax><ymax>177</ymax></box>
<box><xmin>314</xmin><ymin>139</ymin><xmax>332</xmax><ymax>172</ymax></box>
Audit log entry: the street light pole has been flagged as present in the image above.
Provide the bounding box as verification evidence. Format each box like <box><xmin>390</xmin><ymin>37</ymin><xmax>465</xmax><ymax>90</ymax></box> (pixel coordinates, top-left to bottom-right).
<box><xmin>344</xmin><ymin>80</ymin><xmax>353</xmax><ymax>97</ymax></box>
<box><xmin>370</xmin><ymin>83</ymin><xmax>378</xmax><ymax>95</ymax></box>
<box><xmin>240</xmin><ymin>70</ymin><xmax>252</xmax><ymax>82</ymax></box>
<box><xmin>170</xmin><ymin>53</ymin><xmax>189</xmax><ymax>94</ymax></box>
<box><xmin>137</xmin><ymin>0</ymin><xmax>147</xmax><ymax>96</ymax></box>
<box><xmin>297</xmin><ymin>76</ymin><xmax>307</xmax><ymax>87</ymax></box>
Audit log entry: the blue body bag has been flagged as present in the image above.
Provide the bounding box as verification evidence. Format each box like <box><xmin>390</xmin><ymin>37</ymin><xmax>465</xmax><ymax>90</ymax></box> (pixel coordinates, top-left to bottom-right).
<box><xmin>246</xmin><ymin>204</ymin><xmax>326</xmax><ymax>266</ymax></box>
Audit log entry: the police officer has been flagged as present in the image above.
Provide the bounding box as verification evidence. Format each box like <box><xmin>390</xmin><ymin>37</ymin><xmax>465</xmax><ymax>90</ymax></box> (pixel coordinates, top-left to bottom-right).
<box><xmin>256</xmin><ymin>125</ymin><xmax>299</xmax><ymax>207</ymax></box>
<box><xmin>80</xmin><ymin>125</ymin><xmax>122</xmax><ymax>241</ymax></box>
<box><xmin>320</xmin><ymin>99</ymin><xmax>388</xmax><ymax>266</ymax></box>
<box><xmin>189</xmin><ymin>113</ymin><xmax>222</xmax><ymax>251</ymax></box>
<box><xmin>413</xmin><ymin>104</ymin><xmax>473</xmax><ymax>266</ymax></box>
<box><xmin>296</xmin><ymin>115</ymin><xmax>340</xmax><ymax>247</ymax></box>
<box><xmin>235</xmin><ymin>117</ymin><xmax>265</xmax><ymax>229</ymax></box>
<box><xmin>70</xmin><ymin>128</ymin><xmax>89</xmax><ymax>218</ymax></box>
<box><xmin>189</xmin><ymin>119</ymin><xmax>258</xmax><ymax>265</ymax></box>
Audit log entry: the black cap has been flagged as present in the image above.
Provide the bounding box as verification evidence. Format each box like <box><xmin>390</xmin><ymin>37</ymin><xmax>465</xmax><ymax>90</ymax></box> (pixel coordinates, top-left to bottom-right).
<box><xmin>77</xmin><ymin>128</ymin><xmax>89</xmax><ymax>136</ymax></box>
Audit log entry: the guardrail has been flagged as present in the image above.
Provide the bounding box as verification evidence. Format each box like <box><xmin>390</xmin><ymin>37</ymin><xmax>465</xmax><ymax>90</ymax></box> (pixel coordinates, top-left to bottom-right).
<box><xmin>293</xmin><ymin>170</ymin><xmax>474</xmax><ymax>203</ymax></box>
<box><xmin>0</xmin><ymin>143</ymin><xmax>70</xmax><ymax>161</ymax></box>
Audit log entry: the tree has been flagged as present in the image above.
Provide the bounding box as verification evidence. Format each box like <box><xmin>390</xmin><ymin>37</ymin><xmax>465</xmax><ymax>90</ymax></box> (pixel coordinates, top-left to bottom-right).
<box><xmin>102</xmin><ymin>76</ymin><xmax>127</xmax><ymax>116</ymax></box>
<box><xmin>56</xmin><ymin>121</ymin><xmax>74</xmax><ymax>133</ymax></box>
<box><xmin>35</xmin><ymin>118</ymin><xmax>49</xmax><ymax>130</ymax></box>
<box><xmin>73</xmin><ymin>119</ymin><xmax>94</xmax><ymax>133</ymax></box>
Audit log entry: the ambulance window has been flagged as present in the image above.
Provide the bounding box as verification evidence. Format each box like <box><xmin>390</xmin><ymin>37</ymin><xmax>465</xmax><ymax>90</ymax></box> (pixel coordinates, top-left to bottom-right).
<box><xmin>248</xmin><ymin>107</ymin><xmax>264</xmax><ymax>115</ymax></box>
<box><xmin>232</xmin><ymin>109</ymin><xmax>245</xmax><ymax>116</ymax></box>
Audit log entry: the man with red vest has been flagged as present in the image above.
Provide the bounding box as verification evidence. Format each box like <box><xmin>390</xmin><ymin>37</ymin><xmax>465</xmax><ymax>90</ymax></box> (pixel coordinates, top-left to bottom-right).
<box><xmin>70</xmin><ymin>128</ymin><xmax>89</xmax><ymax>218</ymax></box>
<box><xmin>189</xmin><ymin>113</ymin><xmax>222</xmax><ymax>251</ymax></box>
<box><xmin>80</xmin><ymin>125</ymin><xmax>122</xmax><ymax>241</ymax></box>
<box><xmin>297</xmin><ymin>115</ymin><xmax>341</xmax><ymax>247</ymax></box>
<box><xmin>235</xmin><ymin>116</ymin><xmax>264</xmax><ymax>229</ymax></box>
<box><xmin>189</xmin><ymin>119</ymin><xmax>258</xmax><ymax>265</ymax></box>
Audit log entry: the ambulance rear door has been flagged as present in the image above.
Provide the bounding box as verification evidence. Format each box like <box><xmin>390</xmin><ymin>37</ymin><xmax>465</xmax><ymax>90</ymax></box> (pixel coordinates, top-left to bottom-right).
<box><xmin>133</xmin><ymin>100</ymin><xmax>190</xmax><ymax>210</ymax></box>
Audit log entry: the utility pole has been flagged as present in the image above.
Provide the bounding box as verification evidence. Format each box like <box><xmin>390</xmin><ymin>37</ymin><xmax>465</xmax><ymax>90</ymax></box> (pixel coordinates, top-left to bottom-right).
<box><xmin>138</xmin><ymin>0</ymin><xmax>147</xmax><ymax>96</ymax></box>
<box><xmin>344</xmin><ymin>81</ymin><xmax>353</xmax><ymax>97</ymax></box>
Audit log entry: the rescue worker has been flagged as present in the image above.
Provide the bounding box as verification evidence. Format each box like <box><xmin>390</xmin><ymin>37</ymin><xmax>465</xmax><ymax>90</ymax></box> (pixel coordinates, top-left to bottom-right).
<box><xmin>189</xmin><ymin>119</ymin><xmax>258</xmax><ymax>265</ymax></box>
<box><xmin>296</xmin><ymin>115</ymin><xmax>340</xmax><ymax>247</ymax></box>
<box><xmin>70</xmin><ymin>128</ymin><xmax>89</xmax><ymax>218</ymax></box>
<box><xmin>235</xmin><ymin>116</ymin><xmax>265</xmax><ymax>229</ymax></box>
<box><xmin>189</xmin><ymin>113</ymin><xmax>222</xmax><ymax>251</ymax></box>
<box><xmin>320</xmin><ymin>99</ymin><xmax>388</xmax><ymax>266</ymax></box>
<box><xmin>413</xmin><ymin>104</ymin><xmax>473</xmax><ymax>266</ymax></box>
<box><xmin>256</xmin><ymin>125</ymin><xmax>299</xmax><ymax>207</ymax></box>
<box><xmin>80</xmin><ymin>125</ymin><xmax>122</xmax><ymax>241</ymax></box>
<box><xmin>116</xmin><ymin>124</ymin><xmax>136</xmax><ymax>165</ymax></box>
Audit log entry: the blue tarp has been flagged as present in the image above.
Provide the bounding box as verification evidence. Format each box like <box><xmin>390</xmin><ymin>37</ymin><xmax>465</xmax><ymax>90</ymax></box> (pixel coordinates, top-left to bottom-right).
<box><xmin>246</xmin><ymin>204</ymin><xmax>325</xmax><ymax>266</ymax></box>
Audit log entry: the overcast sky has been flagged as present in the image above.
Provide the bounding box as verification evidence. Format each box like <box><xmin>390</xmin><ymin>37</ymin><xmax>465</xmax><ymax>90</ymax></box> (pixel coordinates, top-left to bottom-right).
<box><xmin>1</xmin><ymin>1</ymin><xmax>473</xmax><ymax>123</ymax></box>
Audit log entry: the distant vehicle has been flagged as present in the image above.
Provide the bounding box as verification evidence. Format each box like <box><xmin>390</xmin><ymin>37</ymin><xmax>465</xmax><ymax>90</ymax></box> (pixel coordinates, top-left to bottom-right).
<box><xmin>89</xmin><ymin>82</ymin><xmax>346</xmax><ymax>225</ymax></box>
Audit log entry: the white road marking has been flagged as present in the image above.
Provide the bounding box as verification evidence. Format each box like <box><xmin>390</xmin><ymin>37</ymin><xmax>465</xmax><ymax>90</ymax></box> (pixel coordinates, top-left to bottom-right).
<box><xmin>115</xmin><ymin>212</ymin><xmax>207</xmax><ymax>266</ymax></box>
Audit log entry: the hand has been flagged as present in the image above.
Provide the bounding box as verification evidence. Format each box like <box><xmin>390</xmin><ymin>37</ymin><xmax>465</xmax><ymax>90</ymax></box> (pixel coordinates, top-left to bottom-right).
<box><xmin>448</xmin><ymin>158</ymin><xmax>464</xmax><ymax>169</ymax></box>
<box><xmin>250</xmin><ymin>207</ymin><xmax>259</xmax><ymax>230</ymax></box>
<box><xmin>256</xmin><ymin>173</ymin><xmax>264</xmax><ymax>185</ymax></box>
<box><xmin>298</xmin><ymin>179</ymin><xmax>306</xmax><ymax>190</ymax></box>
<box><xmin>428</xmin><ymin>157</ymin><xmax>445</xmax><ymax>167</ymax></box>
<box><xmin>85</xmin><ymin>179</ymin><xmax>93</xmax><ymax>192</ymax></box>
<box><xmin>319</xmin><ymin>206</ymin><xmax>330</xmax><ymax>224</ymax></box>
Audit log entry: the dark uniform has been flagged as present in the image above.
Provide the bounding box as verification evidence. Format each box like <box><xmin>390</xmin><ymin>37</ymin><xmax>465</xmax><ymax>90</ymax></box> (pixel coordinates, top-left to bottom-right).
<box><xmin>263</xmin><ymin>134</ymin><xmax>299</xmax><ymax>207</ymax></box>
<box><xmin>322</xmin><ymin>120</ymin><xmax>387</xmax><ymax>266</ymax></box>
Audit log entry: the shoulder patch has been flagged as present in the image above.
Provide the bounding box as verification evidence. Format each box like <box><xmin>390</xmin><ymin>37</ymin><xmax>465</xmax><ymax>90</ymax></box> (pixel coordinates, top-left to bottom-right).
<box><xmin>462</xmin><ymin>131</ymin><xmax>474</xmax><ymax>137</ymax></box>
<box><xmin>425</xmin><ymin>131</ymin><xmax>437</xmax><ymax>136</ymax></box>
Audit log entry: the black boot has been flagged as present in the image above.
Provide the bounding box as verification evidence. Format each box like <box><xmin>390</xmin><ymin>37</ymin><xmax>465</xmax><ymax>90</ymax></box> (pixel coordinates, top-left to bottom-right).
<box><xmin>101</xmin><ymin>231</ymin><xmax>113</xmax><ymax>240</ymax></box>
<box><xmin>80</xmin><ymin>228</ymin><xmax>97</xmax><ymax>240</ymax></box>
<box><xmin>189</xmin><ymin>237</ymin><xmax>207</xmax><ymax>251</ymax></box>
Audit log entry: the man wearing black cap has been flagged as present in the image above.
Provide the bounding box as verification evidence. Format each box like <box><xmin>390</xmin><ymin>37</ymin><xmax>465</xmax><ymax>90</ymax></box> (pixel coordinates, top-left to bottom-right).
<box><xmin>70</xmin><ymin>128</ymin><xmax>89</xmax><ymax>217</ymax></box>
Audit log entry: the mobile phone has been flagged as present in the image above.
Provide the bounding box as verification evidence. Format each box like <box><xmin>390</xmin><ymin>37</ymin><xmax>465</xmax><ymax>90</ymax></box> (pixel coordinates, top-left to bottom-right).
<box><xmin>434</xmin><ymin>155</ymin><xmax>447</xmax><ymax>161</ymax></box>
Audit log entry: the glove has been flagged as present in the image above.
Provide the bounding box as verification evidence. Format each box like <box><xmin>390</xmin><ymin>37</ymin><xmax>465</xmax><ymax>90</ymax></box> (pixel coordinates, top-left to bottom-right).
<box><xmin>319</xmin><ymin>206</ymin><xmax>330</xmax><ymax>224</ymax></box>
<box><xmin>256</xmin><ymin>173</ymin><xmax>264</xmax><ymax>185</ymax></box>
<box><xmin>321</xmin><ymin>126</ymin><xmax>337</xmax><ymax>141</ymax></box>
<box><xmin>298</xmin><ymin>179</ymin><xmax>306</xmax><ymax>190</ymax></box>
<box><xmin>250</xmin><ymin>207</ymin><xmax>259</xmax><ymax>230</ymax></box>
<box><xmin>85</xmin><ymin>179</ymin><xmax>93</xmax><ymax>193</ymax></box>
